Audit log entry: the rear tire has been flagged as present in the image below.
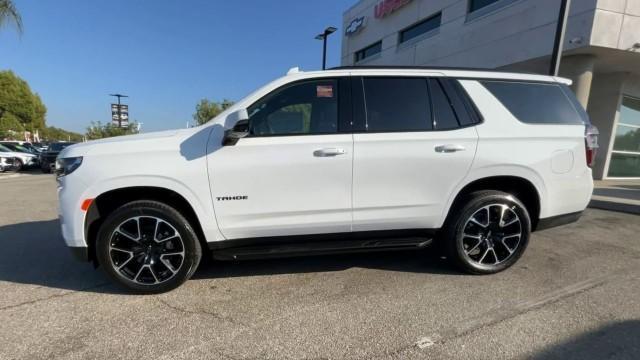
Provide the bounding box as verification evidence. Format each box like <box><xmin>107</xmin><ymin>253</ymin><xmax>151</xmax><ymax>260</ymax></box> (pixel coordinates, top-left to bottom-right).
<box><xmin>442</xmin><ymin>190</ymin><xmax>531</xmax><ymax>275</ymax></box>
<box><xmin>96</xmin><ymin>200</ymin><xmax>202</xmax><ymax>294</ymax></box>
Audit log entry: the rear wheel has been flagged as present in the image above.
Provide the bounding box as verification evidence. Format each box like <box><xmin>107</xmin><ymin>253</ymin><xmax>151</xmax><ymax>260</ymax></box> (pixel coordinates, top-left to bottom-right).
<box><xmin>96</xmin><ymin>200</ymin><xmax>202</xmax><ymax>293</ymax></box>
<box><xmin>443</xmin><ymin>191</ymin><xmax>531</xmax><ymax>274</ymax></box>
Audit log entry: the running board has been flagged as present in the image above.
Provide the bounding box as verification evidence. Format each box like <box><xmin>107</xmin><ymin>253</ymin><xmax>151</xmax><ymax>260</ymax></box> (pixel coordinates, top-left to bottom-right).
<box><xmin>211</xmin><ymin>237</ymin><xmax>433</xmax><ymax>261</ymax></box>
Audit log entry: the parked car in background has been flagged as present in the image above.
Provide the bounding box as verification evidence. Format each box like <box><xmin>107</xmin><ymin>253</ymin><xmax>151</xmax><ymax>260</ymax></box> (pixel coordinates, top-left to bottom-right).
<box><xmin>0</xmin><ymin>144</ymin><xmax>38</xmax><ymax>171</ymax></box>
<box><xmin>57</xmin><ymin>67</ymin><xmax>597</xmax><ymax>293</ymax></box>
<box><xmin>32</xmin><ymin>142</ymin><xmax>48</xmax><ymax>152</ymax></box>
<box><xmin>40</xmin><ymin>142</ymin><xmax>76</xmax><ymax>173</ymax></box>
<box><xmin>0</xmin><ymin>155</ymin><xmax>19</xmax><ymax>172</ymax></box>
<box><xmin>0</xmin><ymin>141</ymin><xmax>41</xmax><ymax>155</ymax></box>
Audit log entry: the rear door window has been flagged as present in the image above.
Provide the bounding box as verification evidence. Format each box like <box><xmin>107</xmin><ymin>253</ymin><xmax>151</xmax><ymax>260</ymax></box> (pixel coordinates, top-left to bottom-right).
<box><xmin>428</xmin><ymin>79</ymin><xmax>460</xmax><ymax>130</ymax></box>
<box><xmin>481</xmin><ymin>81</ymin><xmax>585</xmax><ymax>125</ymax></box>
<box><xmin>361</xmin><ymin>77</ymin><xmax>432</xmax><ymax>132</ymax></box>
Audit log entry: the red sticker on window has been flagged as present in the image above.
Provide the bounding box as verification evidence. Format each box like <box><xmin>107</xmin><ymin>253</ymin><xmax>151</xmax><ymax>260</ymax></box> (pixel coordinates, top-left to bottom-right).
<box><xmin>317</xmin><ymin>85</ymin><xmax>334</xmax><ymax>98</ymax></box>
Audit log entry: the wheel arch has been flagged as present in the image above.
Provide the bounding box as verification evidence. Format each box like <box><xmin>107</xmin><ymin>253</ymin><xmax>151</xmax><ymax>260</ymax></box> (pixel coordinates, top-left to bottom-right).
<box><xmin>444</xmin><ymin>175</ymin><xmax>543</xmax><ymax>231</ymax></box>
<box><xmin>85</xmin><ymin>186</ymin><xmax>208</xmax><ymax>264</ymax></box>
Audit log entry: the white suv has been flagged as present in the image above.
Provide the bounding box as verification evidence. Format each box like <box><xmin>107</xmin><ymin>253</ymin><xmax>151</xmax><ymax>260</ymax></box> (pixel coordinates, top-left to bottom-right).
<box><xmin>57</xmin><ymin>67</ymin><xmax>597</xmax><ymax>293</ymax></box>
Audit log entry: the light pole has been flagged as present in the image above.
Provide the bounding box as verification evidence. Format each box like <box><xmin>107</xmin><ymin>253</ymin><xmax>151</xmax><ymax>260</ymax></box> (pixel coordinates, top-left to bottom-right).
<box><xmin>315</xmin><ymin>26</ymin><xmax>337</xmax><ymax>70</ymax></box>
<box><xmin>550</xmin><ymin>0</ymin><xmax>571</xmax><ymax>76</ymax></box>
<box><xmin>109</xmin><ymin>93</ymin><xmax>129</xmax><ymax>128</ymax></box>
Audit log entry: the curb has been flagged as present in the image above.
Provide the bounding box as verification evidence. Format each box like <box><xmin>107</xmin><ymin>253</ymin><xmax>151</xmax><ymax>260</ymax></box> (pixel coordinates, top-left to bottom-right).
<box><xmin>588</xmin><ymin>199</ymin><xmax>640</xmax><ymax>215</ymax></box>
<box><xmin>0</xmin><ymin>173</ymin><xmax>24</xmax><ymax>180</ymax></box>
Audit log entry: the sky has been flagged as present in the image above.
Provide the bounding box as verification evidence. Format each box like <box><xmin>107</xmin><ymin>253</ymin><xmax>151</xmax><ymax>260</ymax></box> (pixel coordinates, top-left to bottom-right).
<box><xmin>0</xmin><ymin>0</ymin><xmax>354</xmax><ymax>133</ymax></box>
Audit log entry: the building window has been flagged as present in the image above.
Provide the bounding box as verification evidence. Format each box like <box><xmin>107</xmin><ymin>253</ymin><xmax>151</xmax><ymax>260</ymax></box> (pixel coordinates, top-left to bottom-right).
<box><xmin>467</xmin><ymin>0</ymin><xmax>520</xmax><ymax>21</ymax></box>
<box><xmin>608</xmin><ymin>96</ymin><xmax>640</xmax><ymax>178</ymax></box>
<box><xmin>355</xmin><ymin>41</ymin><xmax>382</xmax><ymax>63</ymax></box>
<box><xmin>399</xmin><ymin>13</ymin><xmax>442</xmax><ymax>44</ymax></box>
<box><xmin>469</xmin><ymin>0</ymin><xmax>501</xmax><ymax>13</ymax></box>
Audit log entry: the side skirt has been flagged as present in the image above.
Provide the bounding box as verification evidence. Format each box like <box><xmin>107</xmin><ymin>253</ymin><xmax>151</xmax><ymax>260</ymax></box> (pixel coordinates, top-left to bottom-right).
<box><xmin>208</xmin><ymin>229</ymin><xmax>436</xmax><ymax>261</ymax></box>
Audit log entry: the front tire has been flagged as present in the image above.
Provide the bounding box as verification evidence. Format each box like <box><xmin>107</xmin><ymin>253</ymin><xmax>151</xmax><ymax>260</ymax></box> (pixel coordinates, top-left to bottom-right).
<box><xmin>96</xmin><ymin>200</ymin><xmax>202</xmax><ymax>294</ymax></box>
<box><xmin>443</xmin><ymin>191</ymin><xmax>531</xmax><ymax>275</ymax></box>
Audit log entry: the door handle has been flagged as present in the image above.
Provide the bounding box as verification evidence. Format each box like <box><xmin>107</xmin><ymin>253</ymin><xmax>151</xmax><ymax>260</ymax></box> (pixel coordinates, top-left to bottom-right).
<box><xmin>435</xmin><ymin>144</ymin><xmax>466</xmax><ymax>153</ymax></box>
<box><xmin>313</xmin><ymin>148</ymin><xmax>346</xmax><ymax>157</ymax></box>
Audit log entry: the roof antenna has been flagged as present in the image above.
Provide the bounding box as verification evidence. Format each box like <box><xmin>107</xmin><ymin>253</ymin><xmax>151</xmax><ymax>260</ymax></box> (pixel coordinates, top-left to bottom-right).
<box><xmin>287</xmin><ymin>67</ymin><xmax>301</xmax><ymax>75</ymax></box>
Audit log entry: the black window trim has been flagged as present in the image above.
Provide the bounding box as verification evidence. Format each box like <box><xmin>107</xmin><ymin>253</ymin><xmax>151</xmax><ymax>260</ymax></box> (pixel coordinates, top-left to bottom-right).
<box><xmin>351</xmin><ymin>76</ymin><xmax>483</xmax><ymax>134</ymax></box>
<box><xmin>243</xmin><ymin>77</ymin><xmax>347</xmax><ymax>138</ymax></box>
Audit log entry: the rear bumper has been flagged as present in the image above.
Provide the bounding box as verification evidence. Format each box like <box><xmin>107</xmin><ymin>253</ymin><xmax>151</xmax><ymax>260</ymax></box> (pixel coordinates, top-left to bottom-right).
<box><xmin>535</xmin><ymin>211</ymin><xmax>583</xmax><ymax>232</ymax></box>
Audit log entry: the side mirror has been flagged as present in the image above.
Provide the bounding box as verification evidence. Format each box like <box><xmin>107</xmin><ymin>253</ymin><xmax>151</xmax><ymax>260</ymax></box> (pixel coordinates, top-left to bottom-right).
<box><xmin>225</xmin><ymin>108</ymin><xmax>249</xmax><ymax>129</ymax></box>
<box><xmin>223</xmin><ymin>119</ymin><xmax>250</xmax><ymax>146</ymax></box>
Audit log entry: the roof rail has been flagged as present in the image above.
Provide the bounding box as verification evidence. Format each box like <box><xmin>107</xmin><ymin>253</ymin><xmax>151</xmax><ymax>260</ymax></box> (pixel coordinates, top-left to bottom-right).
<box><xmin>287</xmin><ymin>67</ymin><xmax>302</xmax><ymax>75</ymax></box>
<box><xmin>328</xmin><ymin>65</ymin><xmax>541</xmax><ymax>75</ymax></box>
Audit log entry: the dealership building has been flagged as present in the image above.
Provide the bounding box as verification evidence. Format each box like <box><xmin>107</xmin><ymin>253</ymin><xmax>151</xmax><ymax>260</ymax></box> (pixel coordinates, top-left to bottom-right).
<box><xmin>341</xmin><ymin>0</ymin><xmax>640</xmax><ymax>179</ymax></box>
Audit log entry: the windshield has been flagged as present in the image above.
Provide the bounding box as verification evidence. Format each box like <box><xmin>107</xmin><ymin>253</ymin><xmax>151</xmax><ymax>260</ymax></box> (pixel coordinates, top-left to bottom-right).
<box><xmin>1</xmin><ymin>143</ymin><xmax>32</xmax><ymax>153</ymax></box>
<box><xmin>49</xmin><ymin>143</ymin><xmax>74</xmax><ymax>152</ymax></box>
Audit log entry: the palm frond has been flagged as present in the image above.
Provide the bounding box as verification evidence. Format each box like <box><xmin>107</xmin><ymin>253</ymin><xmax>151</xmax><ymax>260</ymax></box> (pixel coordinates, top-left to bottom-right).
<box><xmin>0</xmin><ymin>0</ymin><xmax>23</xmax><ymax>34</ymax></box>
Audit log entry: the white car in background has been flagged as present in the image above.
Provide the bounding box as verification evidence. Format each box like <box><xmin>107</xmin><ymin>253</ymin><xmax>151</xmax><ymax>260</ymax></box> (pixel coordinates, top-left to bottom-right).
<box><xmin>0</xmin><ymin>144</ymin><xmax>38</xmax><ymax>171</ymax></box>
<box><xmin>57</xmin><ymin>66</ymin><xmax>597</xmax><ymax>293</ymax></box>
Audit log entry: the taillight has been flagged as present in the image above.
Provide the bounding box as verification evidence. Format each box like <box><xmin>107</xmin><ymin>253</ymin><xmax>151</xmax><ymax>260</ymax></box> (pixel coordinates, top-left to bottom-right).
<box><xmin>585</xmin><ymin>125</ymin><xmax>599</xmax><ymax>168</ymax></box>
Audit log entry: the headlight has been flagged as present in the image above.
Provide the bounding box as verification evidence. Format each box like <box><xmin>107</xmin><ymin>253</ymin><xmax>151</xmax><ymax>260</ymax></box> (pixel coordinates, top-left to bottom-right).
<box><xmin>55</xmin><ymin>157</ymin><xmax>83</xmax><ymax>177</ymax></box>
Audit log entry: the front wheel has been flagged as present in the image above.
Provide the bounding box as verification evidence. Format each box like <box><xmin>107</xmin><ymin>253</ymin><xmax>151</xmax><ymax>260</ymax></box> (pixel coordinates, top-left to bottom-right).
<box><xmin>443</xmin><ymin>190</ymin><xmax>531</xmax><ymax>275</ymax></box>
<box><xmin>13</xmin><ymin>159</ymin><xmax>23</xmax><ymax>172</ymax></box>
<box><xmin>96</xmin><ymin>200</ymin><xmax>202</xmax><ymax>293</ymax></box>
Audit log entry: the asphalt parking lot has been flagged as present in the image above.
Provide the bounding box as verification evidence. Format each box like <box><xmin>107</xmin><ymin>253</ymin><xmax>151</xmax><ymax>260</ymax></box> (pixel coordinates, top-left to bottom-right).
<box><xmin>1</xmin><ymin>173</ymin><xmax>639</xmax><ymax>360</ymax></box>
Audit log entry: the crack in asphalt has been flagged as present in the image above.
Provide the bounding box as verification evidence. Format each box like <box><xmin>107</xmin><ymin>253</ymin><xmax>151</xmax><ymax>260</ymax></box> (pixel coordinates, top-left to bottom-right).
<box><xmin>0</xmin><ymin>282</ymin><xmax>111</xmax><ymax>312</ymax></box>
<box><xmin>155</xmin><ymin>297</ymin><xmax>248</xmax><ymax>327</ymax></box>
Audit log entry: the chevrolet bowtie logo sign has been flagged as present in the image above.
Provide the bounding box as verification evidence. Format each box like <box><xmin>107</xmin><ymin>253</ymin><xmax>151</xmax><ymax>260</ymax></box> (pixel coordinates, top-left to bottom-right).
<box><xmin>345</xmin><ymin>16</ymin><xmax>366</xmax><ymax>36</ymax></box>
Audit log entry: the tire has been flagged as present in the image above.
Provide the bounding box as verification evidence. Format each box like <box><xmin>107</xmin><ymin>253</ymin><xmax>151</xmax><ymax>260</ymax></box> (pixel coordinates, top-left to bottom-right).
<box><xmin>96</xmin><ymin>200</ymin><xmax>202</xmax><ymax>294</ymax></box>
<box><xmin>13</xmin><ymin>159</ymin><xmax>23</xmax><ymax>172</ymax></box>
<box><xmin>442</xmin><ymin>190</ymin><xmax>531</xmax><ymax>275</ymax></box>
<box><xmin>41</xmin><ymin>162</ymin><xmax>51</xmax><ymax>173</ymax></box>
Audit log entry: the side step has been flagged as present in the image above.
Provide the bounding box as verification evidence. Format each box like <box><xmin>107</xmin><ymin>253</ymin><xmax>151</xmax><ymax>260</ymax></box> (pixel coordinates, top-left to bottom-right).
<box><xmin>211</xmin><ymin>237</ymin><xmax>433</xmax><ymax>261</ymax></box>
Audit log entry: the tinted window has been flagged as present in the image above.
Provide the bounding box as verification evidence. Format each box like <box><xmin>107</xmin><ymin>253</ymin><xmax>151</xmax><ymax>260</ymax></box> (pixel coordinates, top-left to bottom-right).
<box><xmin>248</xmin><ymin>80</ymin><xmax>338</xmax><ymax>136</ymax></box>
<box><xmin>362</xmin><ymin>78</ymin><xmax>431</xmax><ymax>132</ymax></box>
<box><xmin>429</xmin><ymin>79</ymin><xmax>460</xmax><ymax>130</ymax></box>
<box><xmin>400</xmin><ymin>13</ymin><xmax>441</xmax><ymax>44</ymax></box>
<box><xmin>447</xmin><ymin>79</ymin><xmax>483</xmax><ymax>125</ymax></box>
<box><xmin>481</xmin><ymin>81</ymin><xmax>585</xmax><ymax>125</ymax></box>
<box><xmin>469</xmin><ymin>0</ymin><xmax>501</xmax><ymax>12</ymax></box>
<box><xmin>355</xmin><ymin>41</ymin><xmax>382</xmax><ymax>63</ymax></box>
<box><xmin>49</xmin><ymin>143</ymin><xmax>74</xmax><ymax>152</ymax></box>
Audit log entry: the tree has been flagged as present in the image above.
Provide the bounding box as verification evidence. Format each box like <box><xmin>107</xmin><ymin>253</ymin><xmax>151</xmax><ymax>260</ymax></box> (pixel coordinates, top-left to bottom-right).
<box><xmin>0</xmin><ymin>112</ymin><xmax>23</xmax><ymax>139</ymax></box>
<box><xmin>85</xmin><ymin>121</ymin><xmax>140</xmax><ymax>140</ymax></box>
<box><xmin>39</xmin><ymin>126</ymin><xmax>83</xmax><ymax>142</ymax></box>
<box><xmin>193</xmin><ymin>98</ymin><xmax>233</xmax><ymax>126</ymax></box>
<box><xmin>0</xmin><ymin>0</ymin><xmax>22</xmax><ymax>34</ymax></box>
<box><xmin>0</xmin><ymin>70</ymin><xmax>48</xmax><ymax>134</ymax></box>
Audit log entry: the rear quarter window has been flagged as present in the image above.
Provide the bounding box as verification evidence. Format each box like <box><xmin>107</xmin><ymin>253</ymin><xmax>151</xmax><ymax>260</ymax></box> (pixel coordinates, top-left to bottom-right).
<box><xmin>481</xmin><ymin>81</ymin><xmax>586</xmax><ymax>125</ymax></box>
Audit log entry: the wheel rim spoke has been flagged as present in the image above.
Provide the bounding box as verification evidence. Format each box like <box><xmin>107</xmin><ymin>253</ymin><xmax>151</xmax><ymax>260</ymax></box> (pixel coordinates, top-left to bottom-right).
<box><xmin>462</xmin><ymin>203</ymin><xmax>523</xmax><ymax>267</ymax></box>
<box><xmin>109</xmin><ymin>215</ymin><xmax>185</xmax><ymax>286</ymax></box>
